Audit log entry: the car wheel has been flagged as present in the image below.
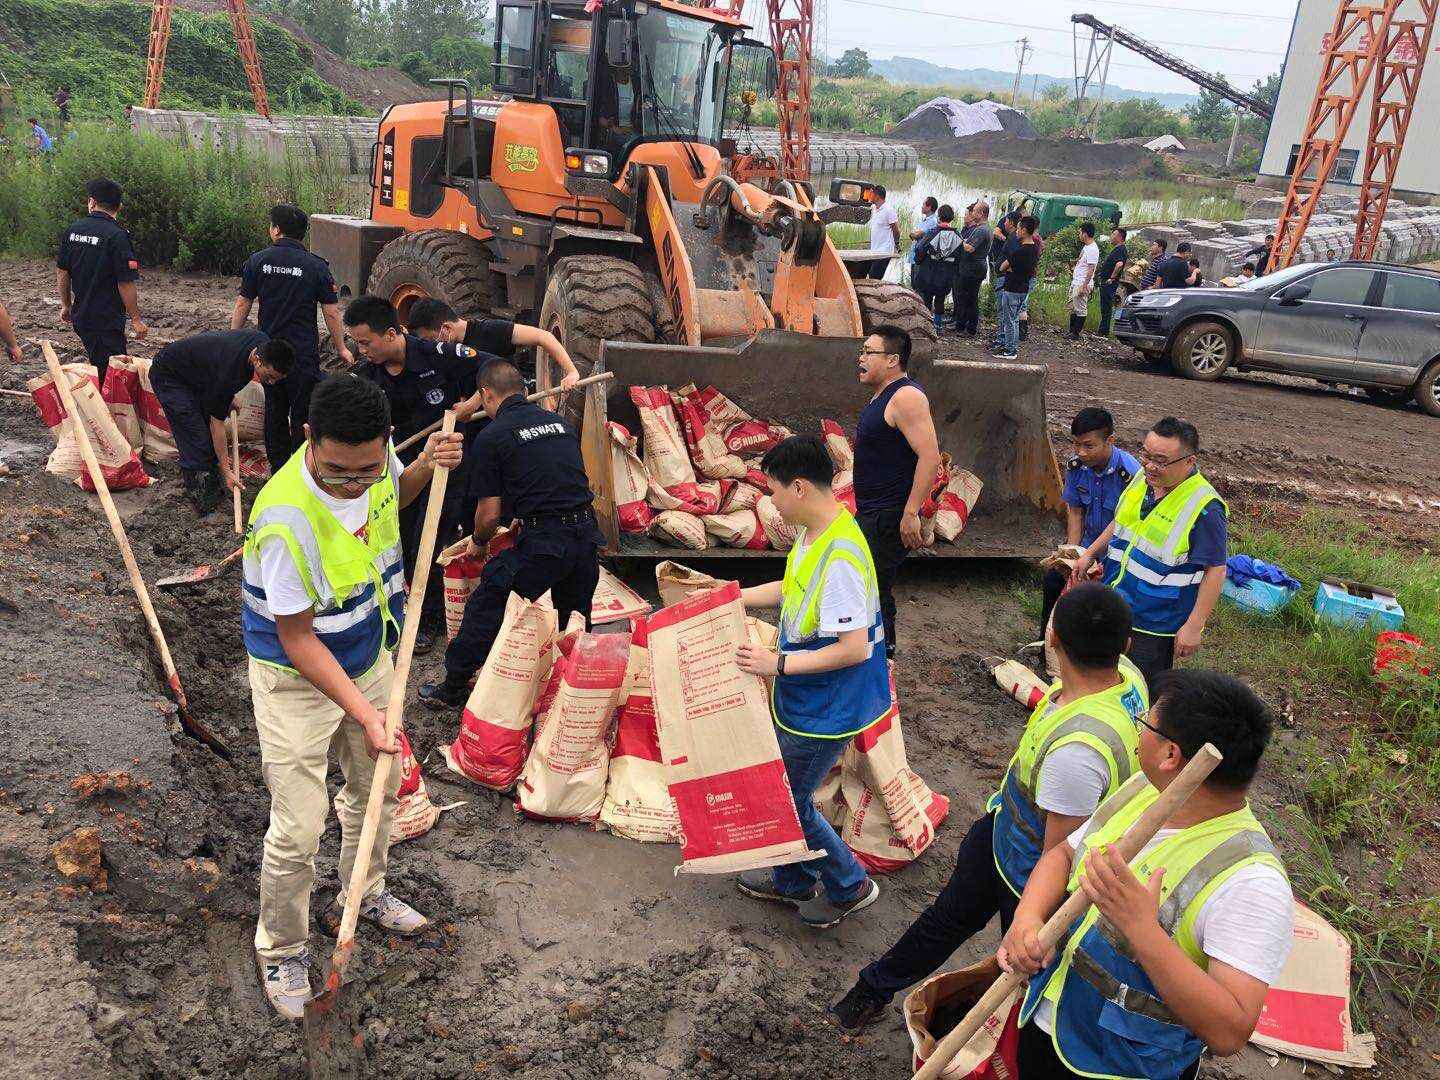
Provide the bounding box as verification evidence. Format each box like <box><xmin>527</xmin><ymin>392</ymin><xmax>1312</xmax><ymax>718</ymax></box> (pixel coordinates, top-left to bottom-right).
<box><xmin>1415</xmin><ymin>358</ymin><xmax>1440</xmax><ymax>417</ymax></box>
<box><xmin>1363</xmin><ymin>385</ymin><xmax>1412</xmax><ymax>408</ymax></box>
<box><xmin>1170</xmin><ymin>320</ymin><xmax>1234</xmax><ymax>381</ymax></box>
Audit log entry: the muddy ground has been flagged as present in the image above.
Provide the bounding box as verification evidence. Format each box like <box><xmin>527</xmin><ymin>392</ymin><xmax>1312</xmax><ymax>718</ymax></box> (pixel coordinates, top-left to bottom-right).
<box><xmin>2</xmin><ymin>256</ymin><xmax>1438</xmax><ymax>1078</ymax></box>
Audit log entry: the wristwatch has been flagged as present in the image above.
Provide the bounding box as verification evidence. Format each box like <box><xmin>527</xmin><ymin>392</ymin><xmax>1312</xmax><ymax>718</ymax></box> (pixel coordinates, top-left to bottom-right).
<box><xmin>777</xmin><ymin>653</ymin><xmax>787</xmax><ymax>676</ymax></box>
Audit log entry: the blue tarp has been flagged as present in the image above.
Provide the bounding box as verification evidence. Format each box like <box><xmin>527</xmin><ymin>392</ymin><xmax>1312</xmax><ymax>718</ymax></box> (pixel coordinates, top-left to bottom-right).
<box><xmin>1226</xmin><ymin>555</ymin><xmax>1300</xmax><ymax>591</ymax></box>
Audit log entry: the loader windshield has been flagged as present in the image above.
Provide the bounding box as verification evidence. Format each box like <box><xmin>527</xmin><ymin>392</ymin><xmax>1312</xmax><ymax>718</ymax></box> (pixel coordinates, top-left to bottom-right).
<box><xmin>635</xmin><ymin>8</ymin><xmax>729</xmax><ymax>143</ymax></box>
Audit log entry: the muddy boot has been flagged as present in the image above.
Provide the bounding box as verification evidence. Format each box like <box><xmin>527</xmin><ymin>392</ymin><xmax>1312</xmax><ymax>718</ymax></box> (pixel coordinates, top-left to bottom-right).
<box><xmin>1018</xmin><ymin>317</ymin><xmax>1030</xmax><ymax>342</ymax></box>
<box><xmin>831</xmin><ymin>979</ymin><xmax>888</xmax><ymax>1031</ymax></box>
<box><xmin>256</xmin><ymin>950</ymin><xmax>312</xmax><ymax>1022</ymax></box>
<box><xmin>1069</xmin><ymin>314</ymin><xmax>1084</xmax><ymax>339</ymax></box>
<box><xmin>797</xmin><ymin>878</ymin><xmax>880</xmax><ymax>929</ymax></box>
<box><xmin>418</xmin><ymin>674</ymin><xmax>470</xmax><ymax>709</ymax></box>
<box><xmin>182</xmin><ymin>468</ymin><xmax>221</xmax><ymax>515</ymax></box>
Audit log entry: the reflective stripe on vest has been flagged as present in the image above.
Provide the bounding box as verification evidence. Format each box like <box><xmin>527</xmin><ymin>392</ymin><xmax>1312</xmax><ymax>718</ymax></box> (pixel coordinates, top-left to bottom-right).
<box><xmin>241</xmin><ymin>442</ymin><xmax>404</xmax><ymax>678</ymax></box>
<box><xmin>772</xmin><ymin>509</ymin><xmax>892</xmax><ymax>740</ymax></box>
<box><xmin>1021</xmin><ymin>782</ymin><xmax>1287</xmax><ymax>1080</ymax></box>
<box><xmin>1104</xmin><ymin>471</ymin><xmax>1223</xmax><ymax>636</ymax></box>
<box><xmin>988</xmin><ymin>667</ymin><xmax>1146</xmax><ymax>897</ymax></box>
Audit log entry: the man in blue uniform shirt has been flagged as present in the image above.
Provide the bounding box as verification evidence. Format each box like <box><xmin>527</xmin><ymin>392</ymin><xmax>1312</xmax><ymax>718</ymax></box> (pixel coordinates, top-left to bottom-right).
<box><xmin>56</xmin><ymin>178</ymin><xmax>147</xmax><ymax>385</ymax></box>
<box><xmin>234</xmin><ymin>204</ymin><xmax>355</xmax><ymax>471</ymax></box>
<box><xmin>419</xmin><ymin>358</ymin><xmax>602</xmax><ymax>708</ymax></box>
<box><xmin>1040</xmin><ymin>407</ymin><xmax>1140</xmax><ymax>637</ymax></box>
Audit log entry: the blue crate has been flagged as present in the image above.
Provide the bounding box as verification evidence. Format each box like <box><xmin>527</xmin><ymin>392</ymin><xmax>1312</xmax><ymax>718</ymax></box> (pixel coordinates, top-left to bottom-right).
<box><xmin>1221</xmin><ymin>576</ymin><xmax>1297</xmax><ymax>616</ymax></box>
<box><xmin>1313</xmin><ymin>579</ymin><xmax>1405</xmax><ymax>631</ymax></box>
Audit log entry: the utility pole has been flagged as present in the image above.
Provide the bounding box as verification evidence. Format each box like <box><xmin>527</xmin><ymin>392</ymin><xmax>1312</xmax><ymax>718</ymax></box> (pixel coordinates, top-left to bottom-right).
<box><xmin>1012</xmin><ymin>37</ymin><xmax>1033</xmax><ymax>108</ymax></box>
<box><xmin>1225</xmin><ymin>108</ymin><xmax>1242</xmax><ymax>166</ymax></box>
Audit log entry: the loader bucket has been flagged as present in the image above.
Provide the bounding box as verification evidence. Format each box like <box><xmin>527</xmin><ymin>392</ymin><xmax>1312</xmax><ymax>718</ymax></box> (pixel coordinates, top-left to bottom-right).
<box><xmin>588</xmin><ymin>330</ymin><xmax>1064</xmax><ymax>560</ymax></box>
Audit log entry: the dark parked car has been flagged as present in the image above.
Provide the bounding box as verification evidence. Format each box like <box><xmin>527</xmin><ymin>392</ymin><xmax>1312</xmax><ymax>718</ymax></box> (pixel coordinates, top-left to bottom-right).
<box><xmin>1112</xmin><ymin>260</ymin><xmax>1440</xmax><ymax>415</ymax></box>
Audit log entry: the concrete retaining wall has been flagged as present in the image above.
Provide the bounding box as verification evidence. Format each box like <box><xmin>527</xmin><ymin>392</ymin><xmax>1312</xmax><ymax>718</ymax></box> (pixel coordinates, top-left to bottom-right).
<box><xmin>131</xmin><ymin>106</ymin><xmax>917</xmax><ymax>179</ymax></box>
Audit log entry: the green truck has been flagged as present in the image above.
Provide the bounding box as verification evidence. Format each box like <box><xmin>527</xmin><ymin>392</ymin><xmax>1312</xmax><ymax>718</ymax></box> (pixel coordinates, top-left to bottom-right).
<box><xmin>1003</xmin><ymin>190</ymin><xmax>1123</xmax><ymax>239</ymax></box>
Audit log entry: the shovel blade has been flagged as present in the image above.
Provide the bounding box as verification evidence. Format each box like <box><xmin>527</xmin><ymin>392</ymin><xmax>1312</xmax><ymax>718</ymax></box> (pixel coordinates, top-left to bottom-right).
<box><xmin>303</xmin><ymin>980</ymin><xmax>369</xmax><ymax>1080</ymax></box>
<box><xmin>155</xmin><ymin>564</ymin><xmax>220</xmax><ymax>590</ymax></box>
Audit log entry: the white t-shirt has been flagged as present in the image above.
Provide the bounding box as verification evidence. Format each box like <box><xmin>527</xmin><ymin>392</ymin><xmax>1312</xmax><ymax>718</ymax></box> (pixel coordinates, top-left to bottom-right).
<box><xmin>1034</xmin><ymin>741</ymin><xmax>1112</xmax><ymax>817</ymax></box>
<box><xmin>790</xmin><ymin>530</ymin><xmax>870</xmax><ymax>635</ymax></box>
<box><xmin>256</xmin><ymin>447</ymin><xmax>404</xmax><ymax>616</ymax></box>
<box><xmin>1033</xmin><ymin>818</ymin><xmax>1294</xmax><ymax>1034</ymax></box>
<box><xmin>869</xmin><ymin>201</ymin><xmax>899</xmax><ymax>255</ymax></box>
<box><xmin>1071</xmin><ymin>241</ymin><xmax>1100</xmax><ymax>290</ymax></box>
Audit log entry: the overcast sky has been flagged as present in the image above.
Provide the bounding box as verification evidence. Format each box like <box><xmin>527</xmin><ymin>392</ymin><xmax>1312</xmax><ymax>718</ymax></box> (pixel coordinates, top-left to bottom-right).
<box><xmin>737</xmin><ymin>0</ymin><xmax>1301</xmax><ymax>95</ymax></box>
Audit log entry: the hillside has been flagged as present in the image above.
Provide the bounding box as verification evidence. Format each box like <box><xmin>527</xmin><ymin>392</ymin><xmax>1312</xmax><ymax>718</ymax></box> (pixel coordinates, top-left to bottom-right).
<box><xmin>0</xmin><ymin>0</ymin><xmax>422</xmax><ymax>117</ymax></box>
<box><xmin>872</xmin><ymin>56</ymin><xmax>1198</xmax><ymax>109</ymax></box>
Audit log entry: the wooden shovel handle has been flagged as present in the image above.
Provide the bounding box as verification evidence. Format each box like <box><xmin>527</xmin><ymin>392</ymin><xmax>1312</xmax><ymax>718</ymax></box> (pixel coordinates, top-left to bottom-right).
<box><xmin>329</xmin><ymin>410</ymin><xmax>457</xmax><ymax>958</ymax></box>
<box><xmin>912</xmin><ymin>743</ymin><xmax>1224</xmax><ymax>1080</ymax></box>
<box><xmin>40</xmin><ymin>342</ymin><xmax>227</xmax><ymax>756</ymax></box>
<box><xmin>229</xmin><ymin>414</ymin><xmax>242</xmax><ymax>535</ymax></box>
<box><xmin>390</xmin><ymin>371</ymin><xmax>615</xmax><ymax>455</ymax></box>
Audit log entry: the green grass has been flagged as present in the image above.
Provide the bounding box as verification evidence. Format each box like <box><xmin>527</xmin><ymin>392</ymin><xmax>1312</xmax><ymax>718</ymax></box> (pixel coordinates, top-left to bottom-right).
<box><xmin>0</xmin><ymin>125</ymin><xmax>359</xmax><ymax>273</ymax></box>
<box><xmin>1205</xmin><ymin>507</ymin><xmax>1440</xmax><ymax>1020</ymax></box>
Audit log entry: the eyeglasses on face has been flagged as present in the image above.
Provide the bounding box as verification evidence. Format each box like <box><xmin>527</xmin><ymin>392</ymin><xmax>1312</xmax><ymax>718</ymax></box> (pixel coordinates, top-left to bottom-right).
<box><xmin>1138</xmin><ymin>450</ymin><xmax>1196</xmax><ymax>468</ymax></box>
<box><xmin>313</xmin><ymin>461</ymin><xmax>389</xmax><ymax>489</ymax></box>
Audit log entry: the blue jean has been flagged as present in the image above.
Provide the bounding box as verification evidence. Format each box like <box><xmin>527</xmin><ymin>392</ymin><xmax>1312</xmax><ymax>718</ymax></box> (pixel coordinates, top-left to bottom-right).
<box><xmin>996</xmin><ymin>289</ymin><xmax>1026</xmax><ymax>353</ymax></box>
<box><xmin>772</xmin><ymin>726</ymin><xmax>869</xmax><ymax>902</ymax></box>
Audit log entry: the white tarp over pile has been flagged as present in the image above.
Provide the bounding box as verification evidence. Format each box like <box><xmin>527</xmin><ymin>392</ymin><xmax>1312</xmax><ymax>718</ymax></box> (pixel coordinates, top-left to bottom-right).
<box><xmin>1144</xmin><ymin>134</ymin><xmax>1186</xmax><ymax>152</ymax></box>
<box><xmin>894</xmin><ymin>97</ymin><xmax>1032</xmax><ymax>139</ymax></box>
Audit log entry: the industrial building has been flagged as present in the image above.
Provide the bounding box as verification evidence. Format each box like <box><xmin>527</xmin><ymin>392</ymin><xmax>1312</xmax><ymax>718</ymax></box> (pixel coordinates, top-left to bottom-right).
<box><xmin>1260</xmin><ymin>0</ymin><xmax>1440</xmax><ymax>201</ymax></box>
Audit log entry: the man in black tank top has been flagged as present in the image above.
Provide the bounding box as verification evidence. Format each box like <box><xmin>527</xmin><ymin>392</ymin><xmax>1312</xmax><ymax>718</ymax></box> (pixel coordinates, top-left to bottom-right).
<box><xmin>853</xmin><ymin>326</ymin><xmax>942</xmax><ymax>658</ymax></box>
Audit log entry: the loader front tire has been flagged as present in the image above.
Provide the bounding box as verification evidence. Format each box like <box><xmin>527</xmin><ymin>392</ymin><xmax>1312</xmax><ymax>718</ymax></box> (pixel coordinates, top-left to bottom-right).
<box><xmin>853</xmin><ymin>280</ymin><xmax>939</xmax><ymax>367</ymax></box>
<box><xmin>539</xmin><ymin>255</ymin><xmax>656</xmax><ymax>427</ymax></box>
<box><xmin>366</xmin><ymin>230</ymin><xmax>505</xmax><ymax>327</ymax></box>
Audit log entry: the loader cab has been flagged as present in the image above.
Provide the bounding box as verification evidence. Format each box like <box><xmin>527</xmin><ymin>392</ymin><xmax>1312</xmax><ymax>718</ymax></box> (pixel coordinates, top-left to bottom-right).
<box><xmin>492</xmin><ymin>0</ymin><xmax>770</xmax><ymax>181</ymax></box>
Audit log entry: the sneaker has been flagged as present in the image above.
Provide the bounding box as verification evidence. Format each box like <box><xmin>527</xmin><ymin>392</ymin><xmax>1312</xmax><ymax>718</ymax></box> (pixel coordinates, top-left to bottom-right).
<box><xmin>418</xmin><ymin>680</ymin><xmax>468</xmax><ymax>709</ymax></box>
<box><xmin>798</xmin><ymin>877</ymin><xmax>880</xmax><ymax>929</ymax></box>
<box><xmin>323</xmin><ymin>889</ymin><xmax>430</xmax><ymax>938</ymax></box>
<box><xmin>831</xmin><ymin>979</ymin><xmax>888</xmax><ymax>1031</ymax></box>
<box><xmin>736</xmin><ymin>868</ymin><xmax>818</xmax><ymax>907</ymax></box>
<box><xmin>996</xmin><ymin>350</ymin><xmax>1019</xmax><ymax>360</ymax></box>
<box><xmin>257</xmin><ymin>950</ymin><xmax>312</xmax><ymax>1021</ymax></box>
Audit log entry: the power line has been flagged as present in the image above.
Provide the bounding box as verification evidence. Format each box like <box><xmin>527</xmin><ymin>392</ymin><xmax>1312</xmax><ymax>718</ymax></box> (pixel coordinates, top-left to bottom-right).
<box><xmin>828</xmin><ymin>0</ymin><xmax>1287</xmax><ymax>57</ymax></box>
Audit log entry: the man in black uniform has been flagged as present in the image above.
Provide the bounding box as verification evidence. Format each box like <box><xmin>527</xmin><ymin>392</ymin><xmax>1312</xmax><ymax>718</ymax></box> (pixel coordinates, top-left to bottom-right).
<box><xmin>233</xmin><ymin>204</ymin><xmax>355</xmax><ymax>473</ymax></box>
<box><xmin>405</xmin><ymin>298</ymin><xmax>580</xmax><ymax>389</ymax></box>
<box><xmin>418</xmin><ymin>357</ymin><xmax>602</xmax><ymax>709</ymax></box>
<box><xmin>344</xmin><ymin>294</ymin><xmax>484</xmax><ymax>649</ymax></box>
<box><xmin>56</xmin><ymin>178</ymin><xmax>147</xmax><ymax>385</ymax></box>
<box><xmin>149</xmin><ymin>330</ymin><xmax>295</xmax><ymax>513</ymax></box>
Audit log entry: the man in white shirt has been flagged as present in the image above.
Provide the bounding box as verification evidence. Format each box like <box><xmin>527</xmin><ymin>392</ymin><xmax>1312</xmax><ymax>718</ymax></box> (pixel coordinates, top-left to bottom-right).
<box><xmin>866</xmin><ymin>185</ymin><xmax>900</xmax><ymax>280</ymax></box>
<box><xmin>999</xmin><ymin>669</ymin><xmax>1293</xmax><ymax>1080</ymax></box>
<box><xmin>241</xmin><ymin>373</ymin><xmax>463</xmax><ymax>1020</ymax></box>
<box><xmin>1068</xmin><ymin>221</ymin><xmax>1101</xmax><ymax>339</ymax></box>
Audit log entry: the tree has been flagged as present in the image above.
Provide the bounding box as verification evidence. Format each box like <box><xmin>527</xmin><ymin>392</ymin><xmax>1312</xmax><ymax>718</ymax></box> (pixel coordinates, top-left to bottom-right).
<box><xmin>831</xmin><ymin>48</ymin><xmax>872</xmax><ymax>79</ymax></box>
<box><xmin>1097</xmin><ymin>97</ymin><xmax>1184</xmax><ymax>140</ymax></box>
<box><xmin>1185</xmin><ymin>79</ymin><xmax>1235</xmax><ymax>142</ymax></box>
<box><xmin>1041</xmin><ymin>81</ymin><xmax>1069</xmax><ymax>104</ymax></box>
<box><xmin>1242</xmin><ymin>70</ymin><xmax>1282</xmax><ymax>138</ymax></box>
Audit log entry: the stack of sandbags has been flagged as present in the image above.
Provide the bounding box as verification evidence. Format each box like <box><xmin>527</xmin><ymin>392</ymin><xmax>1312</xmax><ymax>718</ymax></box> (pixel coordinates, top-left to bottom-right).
<box><xmin>103</xmin><ymin>357</ymin><xmax>177</xmax><ymax>463</ymax></box>
<box><xmin>29</xmin><ymin>362</ymin><xmax>150</xmax><ymax>491</ymax></box>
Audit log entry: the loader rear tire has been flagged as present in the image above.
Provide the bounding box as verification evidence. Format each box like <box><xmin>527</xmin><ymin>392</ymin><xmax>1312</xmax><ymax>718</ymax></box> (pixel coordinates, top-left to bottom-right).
<box><xmin>366</xmin><ymin>229</ymin><xmax>505</xmax><ymax>327</ymax></box>
<box><xmin>539</xmin><ymin>255</ymin><xmax>656</xmax><ymax>427</ymax></box>
<box><xmin>853</xmin><ymin>280</ymin><xmax>939</xmax><ymax>365</ymax></box>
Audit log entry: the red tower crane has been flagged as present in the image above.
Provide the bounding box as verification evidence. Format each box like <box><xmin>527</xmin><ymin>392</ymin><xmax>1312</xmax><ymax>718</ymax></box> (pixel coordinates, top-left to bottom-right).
<box><xmin>1271</xmin><ymin>0</ymin><xmax>1436</xmax><ymax>270</ymax></box>
<box><xmin>766</xmin><ymin>0</ymin><xmax>814</xmax><ymax>180</ymax></box>
<box><xmin>143</xmin><ymin>0</ymin><xmax>271</xmax><ymax>120</ymax></box>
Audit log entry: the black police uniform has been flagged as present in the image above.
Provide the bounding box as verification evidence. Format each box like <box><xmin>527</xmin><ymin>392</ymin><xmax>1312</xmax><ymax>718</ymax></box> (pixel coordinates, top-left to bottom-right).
<box><xmin>446</xmin><ymin>318</ymin><xmax>518</xmax><ymax>533</ymax></box>
<box><xmin>359</xmin><ymin>334</ymin><xmax>482</xmax><ymax>627</ymax></box>
<box><xmin>427</xmin><ymin>394</ymin><xmax>602</xmax><ymax>702</ymax></box>
<box><xmin>149</xmin><ymin>329</ymin><xmax>272</xmax><ymax>473</ymax></box>
<box><xmin>239</xmin><ymin>238</ymin><xmax>340</xmax><ymax>471</ymax></box>
<box><xmin>56</xmin><ymin>211</ymin><xmax>139</xmax><ymax>385</ymax></box>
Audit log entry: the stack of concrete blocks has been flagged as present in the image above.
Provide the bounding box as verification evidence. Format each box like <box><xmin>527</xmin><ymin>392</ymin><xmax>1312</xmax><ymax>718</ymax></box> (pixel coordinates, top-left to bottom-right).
<box><xmin>1135</xmin><ymin>202</ymin><xmax>1440</xmax><ymax>283</ymax></box>
<box><xmin>131</xmin><ymin>106</ymin><xmax>921</xmax><ymax>178</ymax></box>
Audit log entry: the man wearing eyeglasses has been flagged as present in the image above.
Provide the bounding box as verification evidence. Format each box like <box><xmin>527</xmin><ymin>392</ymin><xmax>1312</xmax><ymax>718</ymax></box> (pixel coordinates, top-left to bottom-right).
<box><xmin>242</xmin><ymin>373</ymin><xmax>463</xmax><ymax>1020</ymax></box>
<box><xmin>1072</xmin><ymin>417</ymin><xmax>1227</xmax><ymax>684</ymax></box>
<box><xmin>853</xmin><ymin>325</ymin><xmax>942</xmax><ymax>660</ymax></box>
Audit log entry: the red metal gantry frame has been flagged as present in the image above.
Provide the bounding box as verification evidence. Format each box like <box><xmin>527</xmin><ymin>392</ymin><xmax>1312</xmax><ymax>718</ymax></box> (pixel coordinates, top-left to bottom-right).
<box><xmin>143</xmin><ymin>0</ymin><xmax>271</xmax><ymax>120</ymax></box>
<box><xmin>1354</xmin><ymin>0</ymin><xmax>1437</xmax><ymax>258</ymax></box>
<box><xmin>766</xmin><ymin>0</ymin><xmax>814</xmax><ymax>180</ymax></box>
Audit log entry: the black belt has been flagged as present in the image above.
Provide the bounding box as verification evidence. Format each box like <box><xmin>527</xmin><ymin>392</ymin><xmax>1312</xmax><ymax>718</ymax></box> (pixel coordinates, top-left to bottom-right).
<box><xmin>518</xmin><ymin>507</ymin><xmax>594</xmax><ymax>530</ymax></box>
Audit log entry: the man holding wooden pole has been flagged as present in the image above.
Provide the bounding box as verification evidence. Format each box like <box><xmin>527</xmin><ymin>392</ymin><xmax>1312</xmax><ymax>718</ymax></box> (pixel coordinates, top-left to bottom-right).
<box><xmin>996</xmin><ymin>670</ymin><xmax>1293</xmax><ymax>1080</ymax></box>
<box><xmin>241</xmin><ymin>372</ymin><xmax>462</xmax><ymax>1020</ymax></box>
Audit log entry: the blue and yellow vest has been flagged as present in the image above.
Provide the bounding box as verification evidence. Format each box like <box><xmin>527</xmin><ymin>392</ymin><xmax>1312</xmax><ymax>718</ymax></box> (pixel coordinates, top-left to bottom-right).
<box><xmin>988</xmin><ymin>658</ymin><xmax>1146</xmax><ymax>897</ymax></box>
<box><xmin>241</xmin><ymin>443</ymin><xmax>404</xmax><ymax>678</ymax></box>
<box><xmin>1104</xmin><ymin>471</ymin><xmax>1223</xmax><ymax>636</ymax></box>
<box><xmin>1021</xmin><ymin>774</ymin><xmax>1286</xmax><ymax>1080</ymax></box>
<box><xmin>772</xmin><ymin>509</ymin><xmax>892</xmax><ymax>739</ymax></box>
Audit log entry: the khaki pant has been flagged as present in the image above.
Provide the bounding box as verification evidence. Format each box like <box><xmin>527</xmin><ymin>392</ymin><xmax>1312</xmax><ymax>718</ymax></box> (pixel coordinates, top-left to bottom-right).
<box><xmin>251</xmin><ymin>653</ymin><xmax>400</xmax><ymax>960</ymax></box>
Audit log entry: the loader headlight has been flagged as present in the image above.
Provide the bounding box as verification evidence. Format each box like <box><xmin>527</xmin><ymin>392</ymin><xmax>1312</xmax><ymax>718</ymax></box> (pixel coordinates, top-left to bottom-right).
<box><xmin>829</xmin><ymin>178</ymin><xmax>878</xmax><ymax>207</ymax></box>
<box><xmin>565</xmin><ymin>148</ymin><xmax>612</xmax><ymax>177</ymax></box>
